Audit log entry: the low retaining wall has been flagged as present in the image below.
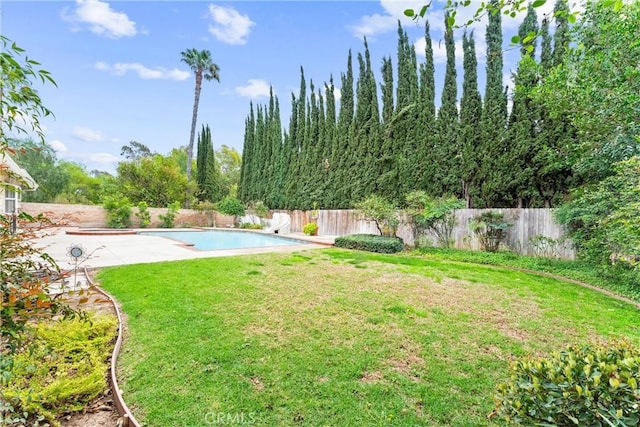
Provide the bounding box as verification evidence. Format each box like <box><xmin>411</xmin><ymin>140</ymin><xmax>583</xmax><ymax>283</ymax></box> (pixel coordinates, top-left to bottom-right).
<box><xmin>22</xmin><ymin>202</ymin><xmax>234</xmax><ymax>229</ymax></box>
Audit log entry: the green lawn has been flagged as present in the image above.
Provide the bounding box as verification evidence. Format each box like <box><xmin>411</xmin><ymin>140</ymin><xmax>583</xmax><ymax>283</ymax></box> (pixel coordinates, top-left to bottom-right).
<box><xmin>98</xmin><ymin>249</ymin><xmax>640</xmax><ymax>427</ymax></box>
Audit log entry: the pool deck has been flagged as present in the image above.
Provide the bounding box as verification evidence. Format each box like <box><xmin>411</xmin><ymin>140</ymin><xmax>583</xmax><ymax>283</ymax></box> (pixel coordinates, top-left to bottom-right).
<box><xmin>36</xmin><ymin>227</ymin><xmax>335</xmax><ymax>269</ymax></box>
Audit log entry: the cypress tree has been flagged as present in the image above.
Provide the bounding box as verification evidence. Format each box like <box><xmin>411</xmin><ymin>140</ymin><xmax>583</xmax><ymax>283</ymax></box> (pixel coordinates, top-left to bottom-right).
<box><xmin>380</xmin><ymin>22</ymin><xmax>419</xmax><ymax>204</ymax></box>
<box><xmin>380</xmin><ymin>57</ymin><xmax>394</xmax><ymax>125</ymax></box>
<box><xmin>507</xmin><ymin>3</ymin><xmax>540</xmax><ymax>207</ymax></box>
<box><xmin>415</xmin><ymin>20</ymin><xmax>437</xmax><ymax>193</ymax></box>
<box><xmin>267</xmin><ymin>88</ymin><xmax>283</xmax><ymax>208</ymax></box>
<box><xmin>321</xmin><ymin>77</ymin><xmax>337</xmax><ymax>208</ymax></box>
<box><xmin>283</xmin><ymin>93</ymin><xmax>299</xmax><ymax>209</ymax></box>
<box><xmin>353</xmin><ymin>39</ymin><xmax>381</xmax><ymax>200</ymax></box>
<box><xmin>333</xmin><ymin>51</ymin><xmax>355</xmax><ymax>207</ymax></box>
<box><xmin>478</xmin><ymin>0</ymin><xmax>508</xmax><ymax>207</ymax></box>
<box><xmin>532</xmin><ymin>0</ymin><xmax>575</xmax><ymax>206</ymax></box>
<box><xmin>552</xmin><ymin>0</ymin><xmax>570</xmax><ymax>66</ymax></box>
<box><xmin>458</xmin><ymin>31</ymin><xmax>483</xmax><ymax>207</ymax></box>
<box><xmin>239</xmin><ymin>104</ymin><xmax>255</xmax><ymax>203</ymax></box>
<box><xmin>435</xmin><ymin>14</ymin><xmax>459</xmax><ymax>196</ymax></box>
<box><xmin>540</xmin><ymin>18</ymin><xmax>553</xmax><ymax>72</ymax></box>
<box><xmin>195</xmin><ymin>124</ymin><xmax>222</xmax><ymax>202</ymax></box>
<box><xmin>284</xmin><ymin>68</ymin><xmax>307</xmax><ymax>208</ymax></box>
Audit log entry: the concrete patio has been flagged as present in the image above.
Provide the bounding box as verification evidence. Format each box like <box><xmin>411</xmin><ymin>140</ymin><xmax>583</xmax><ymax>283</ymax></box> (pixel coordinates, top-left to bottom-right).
<box><xmin>36</xmin><ymin>227</ymin><xmax>335</xmax><ymax>269</ymax></box>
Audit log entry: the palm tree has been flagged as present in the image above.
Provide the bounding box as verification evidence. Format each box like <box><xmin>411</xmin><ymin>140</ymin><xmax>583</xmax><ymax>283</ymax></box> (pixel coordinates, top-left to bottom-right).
<box><xmin>181</xmin><ymin>48</ymin><xmax>220</xmax><ymax>206</ymax></box>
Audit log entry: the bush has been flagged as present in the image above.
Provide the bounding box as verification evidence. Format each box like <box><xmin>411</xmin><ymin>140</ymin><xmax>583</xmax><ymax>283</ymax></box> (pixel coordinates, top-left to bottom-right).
<box><xmin>303</xmin><ymin>222</ymin><xmax>318</xmax><ymax>236</ymax></box>
<box><xmin>159</xmin><ymin>201</ymin><xmax>180</xmax><ymax>228</ymax></box>
<box><xmin>355</xmin><ymin>195</ymin><xmax>399</xmax><ymax>237</ymax></box>
<box><xmin>1</xmin><ymin>315</ymin><xmax>117</xmax><ymax>425</ymax></box>
<box><xmin>556</xmin><ymin>157</ymin><xmax>640</xmax><ymax>285</ymax></box>
<box><xmin>405</xmin><ymin>191</ymin><xmax>464</xmax><ymax>248</ymax></box>
<box><xmin>216</xmin><ymin>196</ymin><xmax>245</xmax><ymax>227</ymax></box>
<box><xmin>492</xmin><ymin>340</ymin><xmax>640</xmax><ymax>426</ymax></box>
<box><xmin>334</xmin><ymin>234</ymin><xmax>404</xmax><ymax>254</ymax></box>
<box><xmin>240</xmin><ymin>223</ymin><xmax>262</xmax><ymax>230</ymax></box>
<box><xmin>103</xmin><ymin>195</ymin><xmax>132</xmax><ymax>228</ymax></box>
<box><xmin>135</xmin><ymin>201</ymin><xmax>151</xmax><ymax>228</ymax></box>
<box><xmin>469</xmin><ymin>211</ymin><xmax>511</xmax><ymax>252</ymax></box>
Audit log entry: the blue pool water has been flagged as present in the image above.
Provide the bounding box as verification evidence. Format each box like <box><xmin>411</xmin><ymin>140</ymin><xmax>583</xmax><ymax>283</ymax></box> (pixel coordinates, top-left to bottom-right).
<box><xmin>140</xmin><ymin>230</ymin><xmax>306</xmax><ymax>251</ymax></box>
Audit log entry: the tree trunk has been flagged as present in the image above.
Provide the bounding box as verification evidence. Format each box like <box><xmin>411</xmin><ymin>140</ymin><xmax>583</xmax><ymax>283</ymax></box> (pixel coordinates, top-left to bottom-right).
<box><xmin>185</xmin><ymin>71</ymin><xmax>203</xmax><ymax>208</ymax></box>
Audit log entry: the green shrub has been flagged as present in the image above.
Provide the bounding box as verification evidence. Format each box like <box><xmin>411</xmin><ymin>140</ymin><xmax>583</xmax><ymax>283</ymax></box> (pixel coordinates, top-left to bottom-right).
<box><xmin>355</xmin><ymin>195</ymin><xmax>399</xmax><ymax>237</ymax></box>
<box><xmin>469</xmin><ymin>211</ymin><xmax>511</xmax><ymax>252</ymax></box>
<box><xmin>405</xmin><ymin>191</ymin><xmax>464</xmax><ymax>248</ymax></box>
<box><xmin>135</xmin><ymin>201</ymin><xmax>151</xmax><ymax>228</ymax></box>
<box><xmin>1</xmin><ymin>315</ymin><xmax>117</xmax><ymax>425</ymax></box>
<box><xmin>159</xmin><ymin>201</ymin><xmax>180</xmax><ymax>228</ymax></box>
<box><xmin>334</xmin><ymin>234</ymin><xmax>404</xmax><ymax>254</ymax></box>
<box><xmin>102</xmin><ymin>195</ymin><xmax>132</xmax><ymax>228</ymax></box>
<box><xmin>240</xmin><ymin>223</ymin><xmax>262</xmax><ymax>230</ymax></box>
<box><xmin>556</xmin><ymin>157</ymin><xmax>640</xmax><ymax>286</ymax></box>
<box><xmin>216</xmin><ymin>196</ymin><xmax>245</xmax><ymax>226</ymax></box>
<box><xmin>492</xmin><ymin>340</ymin><xmax>640</xmax><ymax>426</ymax></box>
<box><xmin>303</xmin><ymin>222</ymin><xmax>318</xmax><ymax>236</ymax></box>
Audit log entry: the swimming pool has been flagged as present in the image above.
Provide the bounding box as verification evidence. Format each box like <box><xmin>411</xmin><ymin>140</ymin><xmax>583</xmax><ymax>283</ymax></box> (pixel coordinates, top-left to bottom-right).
<box><xmin>140</xmin><ymin>230</ymin><xmax>306</xmax><ymax>251</ymax></box>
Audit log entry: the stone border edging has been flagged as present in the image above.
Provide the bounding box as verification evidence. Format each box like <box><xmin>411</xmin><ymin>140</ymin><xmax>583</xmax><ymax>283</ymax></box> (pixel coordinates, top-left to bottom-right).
<box><xmin>83</xmin><ymin>267</ymin><xmax>142</xmax><ymax>427</ymax></box>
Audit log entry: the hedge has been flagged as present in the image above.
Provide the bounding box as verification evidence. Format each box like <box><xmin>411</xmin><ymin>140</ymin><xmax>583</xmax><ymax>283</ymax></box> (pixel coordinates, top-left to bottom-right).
<box><xmin>334</xmin><ymin>234</ymin><xmax>404</xmax><ymax>254</ymax></box>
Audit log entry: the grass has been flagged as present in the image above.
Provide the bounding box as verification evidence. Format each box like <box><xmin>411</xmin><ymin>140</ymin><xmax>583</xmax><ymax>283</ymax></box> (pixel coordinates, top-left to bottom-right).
<box><xmin>98</xmin><ymin>249</ymin><xmax>640</xmax><ymax>427</ymax></box>
<box><xmin>415</xmin><ymin>247</ymin><xmax>640</xmax><ymax>302</ymax></box>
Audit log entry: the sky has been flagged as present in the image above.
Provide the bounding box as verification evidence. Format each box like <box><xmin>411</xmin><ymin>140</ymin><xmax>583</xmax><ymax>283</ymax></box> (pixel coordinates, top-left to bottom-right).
<box><xmin>2</xmin><ymin>0</ymin><xmax>556</xmax><ymax>174</ymax></box>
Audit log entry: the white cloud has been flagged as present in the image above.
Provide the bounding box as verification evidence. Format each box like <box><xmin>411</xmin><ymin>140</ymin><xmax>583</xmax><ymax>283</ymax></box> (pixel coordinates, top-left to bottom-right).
<box><xmin>86</xmin><ymin>152</ymin><xmax>120</xmax><ymax>164</ymax></box>
<box><xmin>332</xmin><ymin>87</ymin><xmax>342</xmax><ymax>102</ymax></box>
<box><xmin>347</xmin><ymin>14</ymin><xmax>397</xmax><ymax>39</ymax></box>
<box><xmin>207</xmin><ymin>4</ymin><xmax>254</xmax><ymax>45</ymax></box>
<box><xmin>95</xmin><ymin>62</ymin><xmax>190</xmax><ymax>80</ymax></box>
<box><xmin>72</xmin><ymin>126</ymin><xmax>103</xmax><ymax>142</ymax></box>
<box><xmin>49</xmin><ymin>140</ymin><xmax>68</xmax><ymax>153</ymax></box>
<box><xmin>62</xmin><ymin>0</ymin><xmax>137</xmax><ymax>38</ymax></box>
<box><xmin>235</xmin><ymin>79</ymin><xmax>270</xmax><ymax>98</ymax></box>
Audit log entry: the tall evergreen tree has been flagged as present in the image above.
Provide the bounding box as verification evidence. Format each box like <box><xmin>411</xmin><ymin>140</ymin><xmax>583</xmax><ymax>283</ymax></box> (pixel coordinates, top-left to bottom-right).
<box><xmin>478</xmin><ymin>0</ymin><xmax>508</xmax><ymax>207</ymax></box>
<box><xmin>532</xmin><ymin>0</ymin><xmax>575</xmax><ymax>206</ymax></box>
<box><xmin>239</xmin><ymin>103</ymin><xmax>255</xmax><ymax>202</ymax></box>
<box><xmin>353</xmin><ymin>39</ymin><xmax>381</xmax><ymax>200</ymax></box>
<box><xmin>552</xmin><ymin>0</ymin><xmax>570</xmax><ymax>66</ymax></box>
<box><xmin>458</xmin><ymin>31</ymin><xmax>483</xmax><ymax>207</ymax></box>
<box><xmin>321</xmin><ymin>77</ymin><xmax>337</xmax><ymax>208</ymax></box>
<box><xmin>435</xmin><ymin>14</ymin><xmax>459</xmax><ymax>196</ymax></box>
<box><xmin>333</xmin><ymin>51</ymin><xmax>355</xmax><ymax>207</ymax></box>
<box><xmin>507</xmin><ymin>3</ymin><xmax>540</xmax><ymax>207</ymax></box>
<box><xmin>195</xmin><ymin>124</ymin><xmax>222</xmax><ymax>202</ymax></box>
<box><xmin>416</xmin><ymin>20</ymin><xmax>437</xmax><ymax>192</ymax></box>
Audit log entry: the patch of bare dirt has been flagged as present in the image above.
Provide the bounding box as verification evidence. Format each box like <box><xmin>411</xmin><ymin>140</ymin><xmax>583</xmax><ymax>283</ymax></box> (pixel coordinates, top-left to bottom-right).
<box><xmin>59</xmin><ymin>389</ymin><xmax>121</xmax><ymax>427</ymax></box>
<box><xmin>250</xmin><ymin>376</ymin><xmax>265</xmax><ymax>391</ymax></box>
<box><xmin>359</xmin><ymin>370</ymin><xmax>383</xmax><ymax>383</ymax></box>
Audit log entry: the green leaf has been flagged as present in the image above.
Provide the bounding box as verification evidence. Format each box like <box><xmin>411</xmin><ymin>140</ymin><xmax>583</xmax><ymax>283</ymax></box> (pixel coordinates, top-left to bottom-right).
<box><xmin>613</xmin><ymin>0</ymin><xmax>623</xmax><ymax>12</ymax></box>
<box><xmin>567</xmin><ymin>13</ymin><xmax>577</xmax><ymax>24</ymax></box>
<box><xmin>532</xmin><ymin>0</ymin><xmax>546</xmax><ymax>7</ymax></box>
<box><xmin>419</xmin><ymin>5</ymin><xmax>429</xmax><ymax>17</ymax></box>
<box><xmin>403</xmin><ymin>8</ymin><xmax>415</xmax><ymax>17</ymax></box>
<box><xmin>511</xmin><ymin>35</ymin><xmax>521</xmax><ymax>44</ymax></box>
<box><xmin>447</xmin><ymin>15</ymin><xmax>455</xmax><ymax>28</ymax></box>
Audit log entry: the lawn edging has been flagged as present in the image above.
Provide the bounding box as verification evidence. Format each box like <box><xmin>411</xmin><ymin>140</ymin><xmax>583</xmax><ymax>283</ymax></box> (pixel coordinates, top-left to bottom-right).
<box><xmin>84</xmin><ymin>267</ymin><xmax>142</xmax><ymax>427</ymax></box>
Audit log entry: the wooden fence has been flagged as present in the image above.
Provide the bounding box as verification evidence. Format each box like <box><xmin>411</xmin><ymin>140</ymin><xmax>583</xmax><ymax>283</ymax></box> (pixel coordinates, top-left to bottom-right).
<box><xmin>280</xmin><ymin>208</ymin><xmax>574</xmax><ymax>259</ymax></box>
